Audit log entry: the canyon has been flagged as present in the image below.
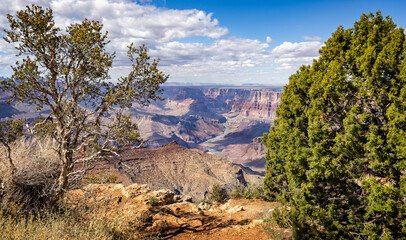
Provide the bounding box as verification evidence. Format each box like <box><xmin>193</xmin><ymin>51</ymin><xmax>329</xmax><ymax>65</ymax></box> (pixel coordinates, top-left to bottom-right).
<box><xmin>86</xmin><ymin>141</ymin><xmax>263</xmax><ymax>200</ymax></box>
<box><xmin>129</xmin><ymin>86</ymin><xmax>282</xmax><ymax>172</ymax></box>
<box><xmin>0</xmin><ymin>85</ymin><xmax>282</xmax><ymax>172</ymax></box>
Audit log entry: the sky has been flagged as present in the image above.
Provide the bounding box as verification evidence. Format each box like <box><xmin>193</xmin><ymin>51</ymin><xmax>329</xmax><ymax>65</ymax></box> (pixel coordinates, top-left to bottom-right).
<box><xmin>0</xmin><ymin>0</ymin><xmax>405</xmax><ymax>85</ymax></box>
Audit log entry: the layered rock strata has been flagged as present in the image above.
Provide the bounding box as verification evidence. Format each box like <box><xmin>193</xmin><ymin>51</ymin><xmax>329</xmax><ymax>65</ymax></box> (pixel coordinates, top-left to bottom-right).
<box><xmin>85</xmin><ymin>141</ymin><xmax>263</xmax><ymax>200</ymax></box>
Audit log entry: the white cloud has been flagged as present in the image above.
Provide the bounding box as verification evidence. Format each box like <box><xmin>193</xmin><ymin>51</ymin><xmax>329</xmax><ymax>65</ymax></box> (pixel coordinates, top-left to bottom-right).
<box><xmin>266</xmin><ymin>41</ymin><xmax>323</xmax><ymax>71</ymax></box>
<box><xmin>138</xmin><ymin>0</ymin><xmax>153</xmax><ymax>3</ymax></box>
<box><xmin>0</xmin><ymin>0</ymin><xmax>323</xmax><ymax>84</ymax></box>
<box><xmin>1</xmin><ymin>0</ymin><xmax>228</xmax><ymax>48</ymax></box>
<box><xmin>303</xmin><ymin>36</ymin><xmax>321</xmax><ymax>41</ymax></box>
<box><xmin>149</xmin><ymin>39</ymin><xmax>322</xmax><ymax>84</ymax></box>
<box><xmin>51</xmin><ymin>0</ymin><xmax>228</xmax><ymax>41</ymax></box>
<box><xmin>272</xmin><ymin>41</ymin><xmax>323</xmax><ymax>64</ymax></box>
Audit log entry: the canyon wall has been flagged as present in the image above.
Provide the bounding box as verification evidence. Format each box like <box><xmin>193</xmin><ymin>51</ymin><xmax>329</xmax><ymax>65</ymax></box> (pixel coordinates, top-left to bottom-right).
<box><xmin>131</xmin><ymin>86</ymin><xmax>282</xmax><ymax>172</ymax></box>
<box><xmin>0</xmin><ymin>85</ymin><xmax>282</xmax><ymax>172</ymax></box>
<box><xmin>201</xmin><ymin>88</ymin><xmax>282</xmax><ymax>119</ymax></box>
<box><xmin>88</xmin><ymin>141</ymin><xmax>263</xmax><ymax>200</ymax></box>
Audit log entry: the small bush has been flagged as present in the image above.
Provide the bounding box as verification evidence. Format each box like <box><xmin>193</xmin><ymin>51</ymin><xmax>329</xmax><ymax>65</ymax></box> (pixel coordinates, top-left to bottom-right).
<box><xmin>229</xmin><ymin>182</ymin><xmax>265</xmax><ymax>200</ymax></box>
<box><xmin>148</xmin><ymin>197</ymin><xmax>159</xmax><ymax>206</ymax></box>
<box><xmin>207</xmin><ymin>183</ymin><xmax>228</xmax><ymax>203</ymax></box>
<box><xmin>82</xmin><ymin>172</ymin><xmax>118</xmax><ymax>186</ymax></box>
<box><xmin>229</xmin><ymin>183</ymin><xmax>245</xmax><ymax>198</ymax></box>
<box><xmin>272</xmin><ymin>207</ymin><xmax>292</xmax><ymax>228</ymax></box>
<box><xmin>262</xmin><ymin>215</ymin><xmax>292</xmax><ymax>240</ymax></box>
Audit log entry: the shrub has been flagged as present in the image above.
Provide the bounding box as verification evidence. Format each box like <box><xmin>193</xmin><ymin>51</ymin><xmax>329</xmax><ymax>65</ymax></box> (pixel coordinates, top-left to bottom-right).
<box><xmin>207</xmin><ymin>183</ymin><xmax>228</xmax><ymax>203</ymax></box>
<box><xmin>148</xmin><ymin>197</ymin><xmax>159</xmax><ymax>206</ymax></box>
<box><xmin>82</xmin><ymin>172</ymin><xmax>118</xmax><ymax>186</ymax></box>
<box><xmin>230</xmin><ymin>182</ymin><xmax>265</xmax><ymax>199</ymax></box>
<box><xmin>0</xmin><ymin>137</ymin><xmax>59</xmax><ymax>212</ymax></box>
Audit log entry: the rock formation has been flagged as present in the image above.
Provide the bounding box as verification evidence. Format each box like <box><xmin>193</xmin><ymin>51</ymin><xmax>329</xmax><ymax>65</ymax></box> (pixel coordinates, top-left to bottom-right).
<box><xmin>85</xmin><ymin>141</ymin><xmax>263</xmax><ymax>200</ymax></box>
<box><xmin>201</xmin><ymin>87</ymin><xmax>282</xmax><ymax>118</ymax></box>
<box><xmin>131</xmin><ymin>86</ymin><xmax>282</xmax><ymax>171</ymax></box>
<box><xmin>0</xmin><ymin>85</ymin><xmax>282</xmax><ymax>171</ymax></box>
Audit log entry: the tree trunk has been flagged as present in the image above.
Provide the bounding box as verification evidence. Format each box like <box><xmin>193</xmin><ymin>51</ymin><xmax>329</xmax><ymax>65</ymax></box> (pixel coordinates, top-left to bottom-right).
<box><xmin>5</xmin><ymin>144</ymin><xmax>16</xmax><ymax>178</ymax></box>
<box><xmin>53</xmin><ymin>148</ymin><xmax>72</xmax><ymax>203</ymax></box>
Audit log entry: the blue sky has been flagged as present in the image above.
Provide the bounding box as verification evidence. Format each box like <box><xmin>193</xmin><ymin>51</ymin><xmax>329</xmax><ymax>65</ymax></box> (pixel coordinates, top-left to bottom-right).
<box><xmin>160</xmin><ymin>0</ymin><xmax>406</xmax><ymax>45</ymax></box>
<box><xmin>0</xmin><ymin>0</ymin><xmax>405</xmax><ymax>85</ymax></box>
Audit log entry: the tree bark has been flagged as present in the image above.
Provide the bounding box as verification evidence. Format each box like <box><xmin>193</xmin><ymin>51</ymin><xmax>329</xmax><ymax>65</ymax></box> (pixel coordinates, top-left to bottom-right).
<box><xmin>53</xmin><ymin>142</ymin><xmax>73</xmax><ymax>203</ymax></box>
<box><xmin>4</xmin><ymin>143</ymin><xmax>16</xmax><ymax>178</ymax></box>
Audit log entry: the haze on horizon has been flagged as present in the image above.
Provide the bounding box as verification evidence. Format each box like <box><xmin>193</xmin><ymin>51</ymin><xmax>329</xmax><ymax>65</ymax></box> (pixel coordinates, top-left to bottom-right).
<box><xmin>0</xmin><ymin>0</ymin><xmax>405</xmax><ymax>85</ymax></box>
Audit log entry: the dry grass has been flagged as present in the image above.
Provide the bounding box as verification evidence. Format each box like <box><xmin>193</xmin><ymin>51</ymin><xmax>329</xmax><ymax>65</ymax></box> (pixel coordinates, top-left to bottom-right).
<box><xmin>0</xmin><ymin>202</ymin><xmax>152</xmax><ymax>240</ymax></box>
<box><xmin>0</xmin><ymin>209</ymin><xmax>106</xmax><ymax>240</ymax></box>
<box><xmin>0</xmin><ymin>137</ymin><xmax>59</xmax><ymax>179</ymax></box>
<box><xmin>0</xmin><ymin>183</ymin><xmax>157</xmax><ymax>240</ymax></box>
<box><xmin>0</xmin><ymin>137</ymin><xmax>60</xmax><ymax>211</ymax></box>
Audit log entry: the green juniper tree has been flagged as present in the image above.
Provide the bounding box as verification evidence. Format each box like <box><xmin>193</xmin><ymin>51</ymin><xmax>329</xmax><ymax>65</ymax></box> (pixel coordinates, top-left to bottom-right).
<box><xmin>1</xmin><ymin>5</ymin><xmax>168</xmax><ymax>202</ymax></box>
<box><xmin>263</xmin><ymin>12</ymin><xmax>406</xmax><ymax>239</ymax></box>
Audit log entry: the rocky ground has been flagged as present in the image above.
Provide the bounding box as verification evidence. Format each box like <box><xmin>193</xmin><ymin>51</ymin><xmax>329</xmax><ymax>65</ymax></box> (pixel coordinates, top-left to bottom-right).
<box><xmin>64</xmin><ymin>183</ymin><xmax>292</xmax><ymax>240</ymax></box>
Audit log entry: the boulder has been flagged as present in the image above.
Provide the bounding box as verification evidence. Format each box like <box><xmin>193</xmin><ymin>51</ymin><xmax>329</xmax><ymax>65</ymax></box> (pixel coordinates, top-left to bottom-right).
<box><xmin>151</xmin><ymin>189</ymin><xmax>175</xmax><ymax>205</ymax></box>
<box><xmin>197</xmin><ymin>202</ymin><xmax>211</xmax><ymax>210</ymax></box>
<box><xmin>228</xmin><ymin>205</ymin><xmax>244</xmax><ymax>213</ymax></box>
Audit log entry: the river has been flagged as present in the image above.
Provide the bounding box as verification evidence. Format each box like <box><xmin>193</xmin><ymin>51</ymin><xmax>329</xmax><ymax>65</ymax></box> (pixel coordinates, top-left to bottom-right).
<box><xmin>200</xmin><ymin>119</ymin><xmax>231</xmax><ymax>154</ymax></box>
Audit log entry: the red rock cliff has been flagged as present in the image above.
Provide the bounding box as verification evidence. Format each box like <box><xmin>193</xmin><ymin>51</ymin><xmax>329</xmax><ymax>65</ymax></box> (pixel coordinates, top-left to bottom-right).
<box><xmin>202</xmin><ymin>88</ymin><xmax>281</xmax><ymax>119</ymax></box>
